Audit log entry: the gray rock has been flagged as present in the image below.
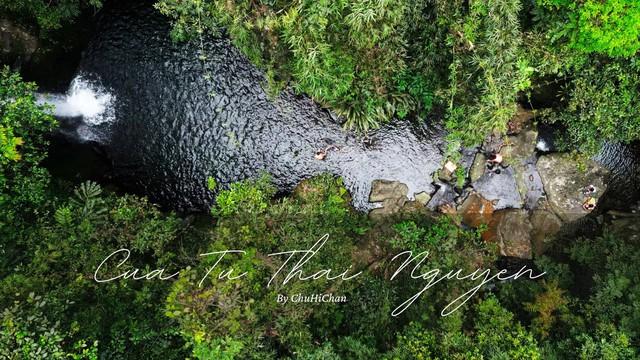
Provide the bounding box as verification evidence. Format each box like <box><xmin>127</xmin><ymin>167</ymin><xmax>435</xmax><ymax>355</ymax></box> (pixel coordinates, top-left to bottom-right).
<box><xmin>427</xmin><ymin>183</ymin><xmax>458</xmax><ymax>210</ymax></box>
<box><xmin>368</xmin><ymin>197</ymin><xmax>408</xmax><ymax>220</ymax></box>
<box><xmin>537</xmin><ymin>153</ymin><xmax>609</xmax><ymax>222</ymax></box>
<box><xmin>368</xmin><ymin>180</ymin><xmax>417</xmax><ymax>219</ymax></box>
<box><xmin>514</xmin><ymin>160</ymin><xmax>546</xmax><ymax>210</ymax></box>
<box><xmin>459</xmin><ymin>146</ymin><xmax>479</xmax><ymax>182</ymax></box>
<box><xmin>501</xmin><ymin>121</ymin><xmax>543</xmax><ymax>209</ymax></box>
<box><xmin>470</xmin><ymin>153</ymin><xmax>487</xmax><ymax>183</ymax></box>
<box><xmin>472</xmin><ymin>166</ymin><xmax>522</xmax><ymax>210</ymax></box>
<box><xmin>503</xmin><ymin>127</ymin><xmax>538</xmax><ymax>163</ymax></box>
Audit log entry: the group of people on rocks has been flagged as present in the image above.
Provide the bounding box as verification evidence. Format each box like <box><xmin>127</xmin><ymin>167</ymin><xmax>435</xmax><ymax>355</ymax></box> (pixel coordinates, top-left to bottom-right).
<box><xmin>315</xmin><ymin>138</ymin><xmax>599</xmax><ymax>212</ymax></box>
<box><xmin>483</xmin><ymin>149</ymin><xmax>598</xmax><ymax>212</ymax></box>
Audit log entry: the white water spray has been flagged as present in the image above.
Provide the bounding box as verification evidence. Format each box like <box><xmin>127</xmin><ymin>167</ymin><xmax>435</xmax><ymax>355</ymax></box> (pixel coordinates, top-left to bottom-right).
<box><xmin>38</xmin><ymin>75</ymin><xmax>115</xmax><ymax>125</ymax></box>
<box><xmin>536</xmin><ymin>139</ymin><xmax>550</xmax><ymax>152</ymax></box>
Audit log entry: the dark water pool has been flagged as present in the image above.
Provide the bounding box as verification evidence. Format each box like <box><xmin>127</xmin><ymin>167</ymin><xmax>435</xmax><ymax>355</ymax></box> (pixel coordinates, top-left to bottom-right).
<box><xmin>66</xmin><ymin>0</ymin><xmax>445</xmax><ymax>211</ymax></box>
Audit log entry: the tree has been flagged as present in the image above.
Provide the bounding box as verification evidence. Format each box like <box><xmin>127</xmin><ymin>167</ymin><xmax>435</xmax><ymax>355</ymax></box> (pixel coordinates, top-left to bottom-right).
<box><xmin>0</xmin><ymin>0</ymin><xmax>102</xmax><ymax>36</ymax></box>
<box><xmin>538</xmin><ymin>0</ymin><xmax>640</xmax><ymax>58</ymax></box>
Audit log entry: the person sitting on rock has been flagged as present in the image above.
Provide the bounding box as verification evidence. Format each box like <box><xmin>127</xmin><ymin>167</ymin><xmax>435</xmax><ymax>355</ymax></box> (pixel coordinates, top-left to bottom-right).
<box><xmin>583</xmin><ymin>197</ymin><xmax>597</xmax><ymax>211</ymax></box>
<box><xmin>582</xmin><ymin>185</ymin><xmax>597</xmax><ymax>196</ymax></box>
<box><xmin>486</xmin><ymin>151</ymin><xmax>505</xmax><ymax>174</ymax></box>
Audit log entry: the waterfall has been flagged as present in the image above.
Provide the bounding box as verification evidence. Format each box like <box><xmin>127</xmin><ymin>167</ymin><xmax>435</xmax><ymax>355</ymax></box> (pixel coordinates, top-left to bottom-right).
<box><xmin>37</xmin><ymin>75</ymin><xmax>116</xmax><ymax>142</ymax></box>
<box><xmin>37</xmin><ymin>75</ymin><xmax>115</xmax><ymax>126</ymax></box>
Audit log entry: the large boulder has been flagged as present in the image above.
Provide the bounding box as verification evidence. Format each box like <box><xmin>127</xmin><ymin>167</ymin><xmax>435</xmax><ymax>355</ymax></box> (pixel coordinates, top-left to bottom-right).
<box><xmin>458</xmin><ymin>192</ymin><xmax>494</xmax><ymax>228</ymax></box>
<box><xmin>529</xmin><ymin>203</ymin><xmax>564</xmax><ymax>256</ymax></box>
<box><xmin>537</xmin><ymin>153</ymin><xmax>609</xmax><ymax>222</ymax></box>
<box><xmin>515</xmin><ymin>161</ymin><xmax>545</xmax><ymax>210</ymax></box>
<box><xmin>485</xmin><ymin>209</ymin><xmax>533</xmax><ymax>259</ymax></box>
<box><xmin>368</xmin><ymin>180</ymin><xmax>413</xmax><ymax>219</ymax></box>
<box><xmin>426</xmin><ymin>183</ymin><xmax>458</xmax><ymax>210</ymax></box>
<box><xmin>471</xmin><ymin>166</ymin><xmax>522</xmax><ymax>210</ymax></box>
<box><xmin>369</xmin><ymin>180</ymin><xmax>408</xmax><ymax>202</ymax></box>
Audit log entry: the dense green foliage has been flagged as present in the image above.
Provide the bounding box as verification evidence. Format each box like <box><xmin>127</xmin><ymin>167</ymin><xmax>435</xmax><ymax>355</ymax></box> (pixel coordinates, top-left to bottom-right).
<box><xmin>154</xmin><ymin>0</ymin><xmax>438</xmax><ymax>131</ymax></box>
<box><xmin>0</xmin><ymin>71</ymin><xmax>189</xmax><ymax>358</ymax></box>
<box><xmin>155</xmin><ymin>0</ymin><xmax>640</xmax><ymax>153</ymax></box>
<box><xmin>0</xmin><ymin>67</ymin><xmax>56</xmax><ymax>261</ymax></box>
<box><xmin>538</xmin><ymin>0</ymin><xmax>640</xmax><ymax>57</ymax></box>
<box><xmin>0</xmin><ymin>0</ymin><xmax>102</xmax><ymax>36</ymax></box>
<box><xmin>530</xmin><ymin>0</ymin><xmax>640</xmax><ymax>153</ymax></box>
<box><xmin>3</xmin><ymin>0</ymin><xmax>640</xmax><ymax>356</ymax></box>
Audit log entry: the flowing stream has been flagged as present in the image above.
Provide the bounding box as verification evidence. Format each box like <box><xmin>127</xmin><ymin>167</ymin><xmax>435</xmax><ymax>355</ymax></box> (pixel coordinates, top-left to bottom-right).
<box><xmin>50</xmin><ymin>0</ymin><xmax>445</xmax><ymax>211</ymax></box>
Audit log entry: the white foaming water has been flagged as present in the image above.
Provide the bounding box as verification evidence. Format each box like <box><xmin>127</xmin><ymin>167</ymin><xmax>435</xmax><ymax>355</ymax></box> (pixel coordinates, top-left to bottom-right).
<box><xmin>38</xmin><ymin>76</ymin><xmax>115</xmax><ymax>125</ymax></box>
<box><xmin>536</xmin><ymin>139</ymin><xmax>550</xmax><ymax>152</ymax></box>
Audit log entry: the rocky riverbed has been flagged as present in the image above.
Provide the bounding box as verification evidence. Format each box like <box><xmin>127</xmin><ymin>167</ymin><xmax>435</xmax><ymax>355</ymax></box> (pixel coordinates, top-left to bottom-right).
<box><xmin>367</xmin><ymin>107</ymin><xmax>616</xmax><ymax>259</ymax></box>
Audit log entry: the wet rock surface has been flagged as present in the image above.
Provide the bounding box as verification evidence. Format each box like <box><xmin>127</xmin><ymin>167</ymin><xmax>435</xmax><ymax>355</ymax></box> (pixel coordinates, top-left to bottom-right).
<box><xmin>458</xmin><ymin>192</ymin><xmax>494</xmax><ymax>228</ymax></box>
<box><xmin>0</xmin><ymin>19</ymin><xmax>39</xmax><ymax>64</ymax></box>
<box><xmin>426</xmin><ymin>183</ymin><xmax>458</xmax><ymax>211</ymax></box>
<box><xmin>469</xmin><ymin>153</ymin><xmax>486</xmax><ymax>183</ymax></box>
<box><xmin>595</xmin><ymin>142</ymin><xmax>640</xmax><ymax>211</ymax></box>
<box><xmin>368</xmin><ymin>180</ymin><xmax>433</xmax><ymax>219</ymax></box>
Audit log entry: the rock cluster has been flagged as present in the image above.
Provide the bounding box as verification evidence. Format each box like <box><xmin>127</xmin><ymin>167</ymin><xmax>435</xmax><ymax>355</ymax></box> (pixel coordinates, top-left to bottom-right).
<box><xmin>368</xmin><ymin>107</ymin><xmax>610</xmax><ymax>259</ymax></box>
<box><xmin>0</xmin><ymin>19</ymin><xmax>39</xmax><ymax>65</ymax></box>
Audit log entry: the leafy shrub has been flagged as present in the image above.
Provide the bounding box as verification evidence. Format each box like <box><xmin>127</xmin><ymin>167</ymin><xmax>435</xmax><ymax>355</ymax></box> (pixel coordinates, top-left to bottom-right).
<box><xmin>0</xmin><ymin>0</ymin><xmax>102</xmax><ymax>35</ymax></box>
<box><xmin>0</xmin><ymin>68</ymin><xmax>56</xmax><ymax>274</ymax></box>
<box><xmin>538</xmin><ymin>57</ymin><xmax>640</xmax><ymax>153</ymax></box>
<box><xmin>155</xmin><ymin>0</ymin><xmax>436</xmax><ymax>132</ymax></box>
<box><xmin>0</xmin><ymin>182</ymin><xmax>191</xmax><ymax>359</ymax></box>
<box><xmin>167</xmin><ymin>174</ymin><xmax>368</xmax><ymax>357</ymax></box>
<box><xmin>0</xmin><ymin>293</ymin><xmax>98</xmax><ymax>360</ymax></box>
<box><xmin>387</xmin><ymin>297</ymin><xmax>542</xmax><ymax>359</ymax></box>
<box><xmin>538</xmin><ymin>0</ymin><xmax>640</xmax><ymax>58</ymax></box>
<box><xmin>212</xmin><ymin>174</ymin><xmax>276</xmax><ymax>217</ymax></box>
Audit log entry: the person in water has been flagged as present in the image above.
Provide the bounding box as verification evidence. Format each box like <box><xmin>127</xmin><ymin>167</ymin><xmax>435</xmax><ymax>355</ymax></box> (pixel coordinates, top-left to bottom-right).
<box><xmin>314</xmin><ymin>145</ymin><xmax>339</xmax><ymax>160</ymax></box>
